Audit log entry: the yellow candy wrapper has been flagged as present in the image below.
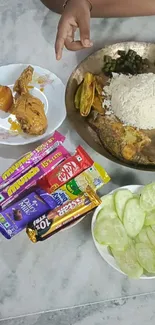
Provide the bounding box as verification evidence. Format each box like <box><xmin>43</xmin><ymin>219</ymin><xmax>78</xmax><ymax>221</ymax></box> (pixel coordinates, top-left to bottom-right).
<box><xmin>50</xmin><ymin>162</ymin><xmax>110</xmax><ymax>205</ymax></box>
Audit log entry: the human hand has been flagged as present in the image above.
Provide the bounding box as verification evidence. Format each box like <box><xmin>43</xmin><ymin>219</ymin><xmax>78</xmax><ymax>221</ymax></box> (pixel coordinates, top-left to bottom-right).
<box><xmin>55</xmin><ymin>0</ymin><xmax>93</xmax><ymax>60</ymax></box>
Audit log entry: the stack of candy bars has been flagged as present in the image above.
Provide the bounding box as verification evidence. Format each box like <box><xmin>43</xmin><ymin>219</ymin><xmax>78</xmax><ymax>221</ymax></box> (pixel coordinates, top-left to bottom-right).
<box><xmin>0</xmin><ymin>131</ymin><xmax>110</xmax><ymax>243</ymax></box>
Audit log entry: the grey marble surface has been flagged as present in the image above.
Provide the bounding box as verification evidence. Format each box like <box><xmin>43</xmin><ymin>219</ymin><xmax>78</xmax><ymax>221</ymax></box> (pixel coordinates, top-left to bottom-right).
<box><xmin>1</xmin><ymin>293</ymin><xmax>155</xmax><ymax>325</ymax></box>
<box><xmin>1</xmin><ymin>0</ymin><xmax>155</xmax><ymax>323</ymax></box>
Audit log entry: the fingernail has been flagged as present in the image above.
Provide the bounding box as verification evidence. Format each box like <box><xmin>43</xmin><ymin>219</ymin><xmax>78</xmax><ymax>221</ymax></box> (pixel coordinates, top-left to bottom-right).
<box><xmin>56</xmin><ymin>54</ymin><xmax>61</xmax><ymax>60</ymax></box>
<box><xmin>83</xmin><ymin>39</ymin><xmax>91</xmax><ymax>47</ymax></box>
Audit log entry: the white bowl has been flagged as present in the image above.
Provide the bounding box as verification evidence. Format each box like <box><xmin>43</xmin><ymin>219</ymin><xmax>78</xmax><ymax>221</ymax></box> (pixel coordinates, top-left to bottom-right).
<box><xmin>91</xmin><ymin>185</ymin><xmax>155</xmax><ymax>280</ymax></box>
<box><xmin>0</xmin><ymin>64</ymin><xmax>66</xmax><ymax>145</ymax></box>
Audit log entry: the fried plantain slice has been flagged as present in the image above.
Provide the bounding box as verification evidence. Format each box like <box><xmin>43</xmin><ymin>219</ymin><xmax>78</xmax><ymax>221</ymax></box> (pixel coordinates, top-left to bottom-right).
<box><xmin>95</xmin><ymin>75</ymin><xmax>104</xmax><ymax>96</ymax></box>
<box><xmin>74</xmin><ymin>82</ymin><xmax>83</xmax><ymax>109</ymax></box>
<box><xmin>92</xmin><ymin>93</ymin><xmax>104</xmax><ymax>115</ymax></box>
<box><xmin>80</xmin><ymin>72</ymin><xmax>95</xmax><ymax>117</ymax></box>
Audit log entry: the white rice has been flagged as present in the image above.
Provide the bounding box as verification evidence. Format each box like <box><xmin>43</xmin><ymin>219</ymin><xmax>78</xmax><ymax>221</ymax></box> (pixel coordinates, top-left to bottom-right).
<box><xmin>103</xmin><ymin>73</ymin><xmax>155</xmax><ymax>130</ymax></box>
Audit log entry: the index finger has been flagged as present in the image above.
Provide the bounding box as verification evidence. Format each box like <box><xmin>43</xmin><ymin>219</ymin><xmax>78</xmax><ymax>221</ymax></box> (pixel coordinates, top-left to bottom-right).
<box><xmin>55</xmin><ymin>21</ymin><xmax>68</xmax><ymax>60</ymax></box>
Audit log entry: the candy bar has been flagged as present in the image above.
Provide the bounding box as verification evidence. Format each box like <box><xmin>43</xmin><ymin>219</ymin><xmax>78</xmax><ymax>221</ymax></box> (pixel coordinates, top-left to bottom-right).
<box><xmin>35</xmin><ymin>188</ymin><xmax>58</xmax><ymax>209</ymax></box>
<box><xmin>73</xmin><ymin>162</ymin><xmax>110</xmax><ymax>191</ymax></box>
<box><xmin>38</xmin><ymin>146</ymin><xmax>93</xmax><ymax>192</ymax></box>
<box><xmin>26</xmin><ymin>214</ymin><xmax>85</xmax><ymax>243</ymax></box>
<box><xmin>49</xmin><ymin>162</ymin><xmax>110</xmax><ymax>206</ymax></box>
<box><xmin>0</xmin><ymin>192</ymin><xmax>54</xmax><ymax>239</ymax></box>
<box><xmin>0</xmin><ymin>146</ymin><xmax>70</xmax><ymax>209</ymax></box>
<box><xmin>0</xmin><ymin>131</ymin><xmax>65</xmax><ymax>190</ymax></box>
<box><xmin>26</xmin><ymin>186</ymin><xmax>101</xmax><ymax>242</ymax></box>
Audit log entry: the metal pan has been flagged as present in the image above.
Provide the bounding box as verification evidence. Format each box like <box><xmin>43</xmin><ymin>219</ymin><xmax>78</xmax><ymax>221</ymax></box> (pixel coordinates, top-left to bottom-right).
<box><xmin>66</xmin><ymin>42</ymin><xmax>155</xmax><ymax>171</ymax></box>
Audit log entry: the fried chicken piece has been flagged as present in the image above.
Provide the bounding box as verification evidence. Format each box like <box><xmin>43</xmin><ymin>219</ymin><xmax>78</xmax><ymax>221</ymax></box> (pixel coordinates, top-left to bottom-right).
<box><xmin>13</xmin><ymin>66</ymin><xmax>34</xmax><ymax>95</ymax></box>
<box><xmin>0</xmin><ymin>85</ymin><xmax>13</xmax><ymax>112</ymax></box>
<box><xmin>14</xmin><ymin>93</ymin><xmax>47</xmax><ymax>135</ymax></box>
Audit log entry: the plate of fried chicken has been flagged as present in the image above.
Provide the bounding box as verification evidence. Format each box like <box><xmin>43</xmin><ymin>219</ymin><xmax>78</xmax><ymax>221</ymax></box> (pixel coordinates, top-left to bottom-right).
<box><xmin>0</xmin><ymin>64</ymin><xmax>66</xmax><ymax>145</ymax></box>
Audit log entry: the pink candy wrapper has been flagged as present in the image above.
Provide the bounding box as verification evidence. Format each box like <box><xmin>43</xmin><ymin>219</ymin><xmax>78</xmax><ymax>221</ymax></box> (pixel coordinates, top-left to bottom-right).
<box><xmin>0</xmin><ymin>131</ymin><xmax>65</xmax><ymax>190</ymax></box>
<box><xmin>0</xmin><ymin>146</ymin><xmax>70</xmax><ymax>210</ymax></box>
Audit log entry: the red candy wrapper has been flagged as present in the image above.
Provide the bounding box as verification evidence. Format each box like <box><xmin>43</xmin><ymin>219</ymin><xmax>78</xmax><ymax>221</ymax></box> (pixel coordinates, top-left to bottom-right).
<box><xmin>38</xmin><ymin>146</ymin><xmax>94</xmax><ymax>193</ymax></box>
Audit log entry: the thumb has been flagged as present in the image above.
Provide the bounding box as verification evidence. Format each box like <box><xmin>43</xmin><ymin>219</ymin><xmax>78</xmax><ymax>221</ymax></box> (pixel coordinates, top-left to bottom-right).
<box><xmin>78</xmin><ymin>13</ymin><xmax>92</xmax><ymax>47</ymax></box>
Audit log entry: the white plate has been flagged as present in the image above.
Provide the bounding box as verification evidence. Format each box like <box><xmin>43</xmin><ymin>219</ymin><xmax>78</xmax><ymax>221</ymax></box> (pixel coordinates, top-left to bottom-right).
<box><xmin>91</xmin><ymin>185</ymin><xmax>155</xmax><ymax>280</ymax></box>
<box><xmin>0</xmin><ymin>64</ymin><xmax>66</xmax><ymax>145</ymax></box>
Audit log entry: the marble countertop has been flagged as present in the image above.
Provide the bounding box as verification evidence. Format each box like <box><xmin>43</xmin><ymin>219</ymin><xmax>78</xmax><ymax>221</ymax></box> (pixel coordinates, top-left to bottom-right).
<box><xmin>1</xmin><ymin>1</ymin><xmax>155</xmax><ymax>324</ymax></box>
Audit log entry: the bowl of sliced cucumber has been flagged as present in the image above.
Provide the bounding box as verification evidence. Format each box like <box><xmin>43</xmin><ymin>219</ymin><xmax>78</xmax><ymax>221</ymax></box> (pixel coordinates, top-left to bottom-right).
<box><xmin>91</xmin><ymin>183</ymin><xmax>155</xmax><ymax>279</ymax></box>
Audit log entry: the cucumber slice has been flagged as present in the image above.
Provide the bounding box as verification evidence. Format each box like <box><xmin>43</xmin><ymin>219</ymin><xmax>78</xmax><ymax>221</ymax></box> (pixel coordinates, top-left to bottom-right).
<box><xmin>93</xmin><ymin>217</ymin><xmax>128</xmax><ymax>250</ymax></box>
<box><xmin>136</xmin><ymin>243</ymin><xmax>155</xmax><ymax>273</ymax></box>
<box><xmin>123</xmin><ymin>198</ymin><xmax>145</xmax><ymax>238</ymax></box>
<box><xmin>140</xmin><ymin>183</ymin><xmax>155</xmax><ymax>212</ymax></box>
<box><xmin>108</xmin><ymin>246</ymin><xmax>113</xmax><ymax>256</ymax></box>
<box><xmin>146</xmin><ymin>227</ymin><xmax>155</xmax><ymax>247</ymax></box>
<box><xmin>112</xmin><ymin>244</ymin><xmax>143</xmax><ymax>278</ymax></box>
<box><xmin>151</xmin><ymin>225</ymin><xmax>155</xmax><ymax>232</ymax></box>
<box><xmin>133</xmin><ymin>194</ymin><xmax>140</xmax><ymax>199</ymax></box>
<box><xmin>96</xmin><ymin>207</ymin><xmax>117</xmax><ymax>222</ymax></box>
<box><xmin>114</xmin><ymin>189</ymin><xmax>133</xmax><ymax>221</ymax></box>
<box><xmin>145</xmin><ymin>210</ymin><xmax>155</xmax><ymax>226</ymax></box>
<box><xmin>136</xmin><ymin>228</ymin><xmax>152</xmax><ymax>246</ymax></box>
<box><xmin>100</xmin><ymin>194</ymin><xmax>115</xmax><ymax>209</ymax></box>
<box><xmin>97</xmin><ymin>194</ymin><xmax>117</xmax><ymax>222</ymax></box>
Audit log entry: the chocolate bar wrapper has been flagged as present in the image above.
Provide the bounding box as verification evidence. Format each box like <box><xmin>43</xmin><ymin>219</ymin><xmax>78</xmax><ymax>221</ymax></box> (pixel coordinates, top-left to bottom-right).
<box><xmin>49</xmin><ymin>162</ymin><xmax>110</xmax><ymax>206</ymax></box>
<box><xmin>0</xmin><ymin>131</ymin><xmax>65</xmax><ymax>190</ymax></box>
<box><xmin>0</xmin><ymin>146</ymin><xmax>70</xmax><ymax>210</ymax></box>
<box><xmin>73</xmin><ymin>162</ymin><xmax>110</xmax><ymax>191</ymax></box>
<box><xmin>27</xmin><ymin>215</ymin><xmax>84</xmax><ymax>242</ymax></box>
<box><xmin>26</xmin><ymin>186</ymin><xmax>101</xmax><ymax>242</ymax></box>
<box><xmin>38</xmin><ymin>146</ymin><xmax>94</xmax><ymax>192</ymax></box>
<box><xmin>35</xmin><ymin>188</ymin><xmax>59</xmax><ymax>209</ymax></box>
<box><xmin>0</xmin><ymin>192</ymin><xmax>54</xmax><ymax>239</ymax></box>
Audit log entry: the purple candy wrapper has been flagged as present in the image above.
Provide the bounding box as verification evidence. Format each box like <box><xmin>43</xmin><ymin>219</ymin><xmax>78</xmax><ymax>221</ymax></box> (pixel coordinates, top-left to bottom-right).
<box><xmin>0</xmin><ymin>131</ymin><xmax>65</xmax><ymax>190</ymax></box>
<box><xmin>0</xmin><ymin>146</ymin><xmax>70</xmax><ymax>210</ymax></box>
<box><xmin>36</xmin><ymin>188</ymin><xmax>59</xmax><ymax>208</ymax></box>
<box><xmin>0</xmin><ymin>192</ymin><xmax>56</xmax><ymax>239</ymax></box>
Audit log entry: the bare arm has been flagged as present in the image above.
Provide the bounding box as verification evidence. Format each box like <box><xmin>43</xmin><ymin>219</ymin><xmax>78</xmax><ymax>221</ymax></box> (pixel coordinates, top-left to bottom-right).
<box><xmin>42</xmin><ymin>0</ymin><xmax>155</xmax><ymax>17</ymax></box>
<box><xmin>90</xmin><ymin>0</ymin><xmax>155</xmax><ymax>17</ymax></box>
<box><xmin>41</xmin><ymin>0</ymin><xmax>155</xmax><ymax>59</ymax></box>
